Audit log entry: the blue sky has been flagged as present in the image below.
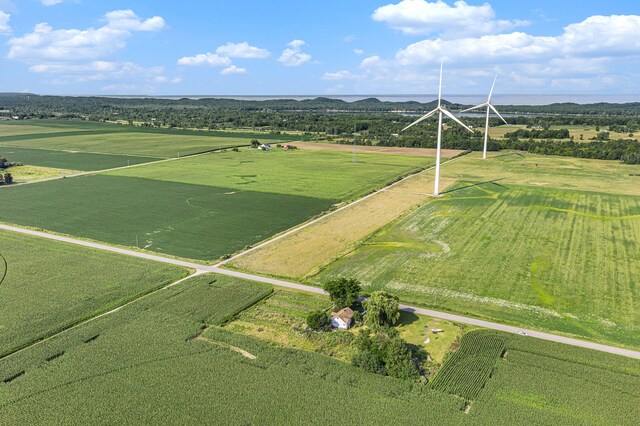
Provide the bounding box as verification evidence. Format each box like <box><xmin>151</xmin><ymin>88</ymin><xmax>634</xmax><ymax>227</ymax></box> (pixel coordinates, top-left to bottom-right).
<box><xmin>1</xmin><ymin>0</ymin><xmax>640</xmax><ymax>95</ymax></box>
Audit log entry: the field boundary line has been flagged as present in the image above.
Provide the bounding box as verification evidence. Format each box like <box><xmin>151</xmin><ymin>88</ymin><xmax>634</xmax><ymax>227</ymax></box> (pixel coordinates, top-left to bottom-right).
<box><xmin>1</xmin><ymin>223</ymin><xmax>639</xmax><ymax>359</ymax></box>
<box><xmin>214</xmin><ymin>155</ymin><xmax>464</xmax><ymax>267</ymax></box>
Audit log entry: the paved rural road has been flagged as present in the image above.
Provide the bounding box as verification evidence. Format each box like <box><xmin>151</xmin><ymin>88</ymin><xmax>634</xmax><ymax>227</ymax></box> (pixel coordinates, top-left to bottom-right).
<box><xmin>1</xmin><ymin>222</ymin><xmax>639</xmax><ymax>360</ymax></box>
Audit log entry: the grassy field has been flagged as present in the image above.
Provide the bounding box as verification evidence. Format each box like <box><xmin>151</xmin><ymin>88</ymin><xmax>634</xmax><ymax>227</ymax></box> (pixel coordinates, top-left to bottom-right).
<box><xmin>0</xmin><ymin>175</ymin><xmax>333</xmax><ymax>261</ymax></box>
<box><xmin>0</xmin><ymin>146</ymin><xmax>159</xmax><ymax>171</ymax></box>
<box><xmin>396</xmin><ymin>311</ymin><xmax>466</xmax><ymax>364</ymax></box>
<box><xmin>225</xmin><ymin>290</ymin><xmax>357</xmax><ymax>361</ymax></box>
<box><xmin>1</xmin><ymin>272</ymin><xmax>637</xmax><ymax>424</ymax></box>
<box><xmin>2</xmin><ymin>164</ymin><xmax>79</xmax><ymax>183</ymax></box>
<box><xmin>0</xmin><ymin>230</ymin><xmax>186</xmax><ymax>357</ymax></box>
<box><xmin>319</xmin><ymin>181</ymin><xmax>640</xmax><ymax>348</ymax></box>
<box><xmin>109</xmin><ymin>148</ymin><xmax>436</xmax><ymax>200</ymax></box>
<box><xmin>445</xmin><ymin>151</ymin><xmax>640</xmax><ymax>196</ymax></box>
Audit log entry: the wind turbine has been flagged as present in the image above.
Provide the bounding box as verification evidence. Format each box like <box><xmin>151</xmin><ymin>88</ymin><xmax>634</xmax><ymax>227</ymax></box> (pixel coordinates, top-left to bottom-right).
<box><xmin>461</xmin><ymin>75</ymin><xmax>508</xmax><ymax>160</ymax></box>
<box><xmin>402</xmin><ymin>63</ymin><xmax>474</xmax><ymax>197</ymax></box>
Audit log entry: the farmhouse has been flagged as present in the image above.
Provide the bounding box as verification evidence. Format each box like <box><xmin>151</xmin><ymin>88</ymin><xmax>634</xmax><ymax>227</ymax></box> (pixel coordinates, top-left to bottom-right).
<box><xmin>331</xmin><ymin>307</ymin><xmax>354</xmax><ymax>330</ymax></box>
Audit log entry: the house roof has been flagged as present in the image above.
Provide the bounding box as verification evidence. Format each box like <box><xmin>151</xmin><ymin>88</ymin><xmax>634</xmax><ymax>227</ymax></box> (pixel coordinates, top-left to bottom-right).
<box><xmin>331</xmin><ymin>307</ymin><xmax>354</xmax><ymax>323</ymax></box>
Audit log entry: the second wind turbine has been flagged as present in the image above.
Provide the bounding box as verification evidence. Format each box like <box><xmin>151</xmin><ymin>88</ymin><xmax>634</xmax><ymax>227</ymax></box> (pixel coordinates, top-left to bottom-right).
<box><xmin>461</xmin><ymin>75</ymin><xmax>508</xmax><ymax>160</ymax></box>
<box><xmin>402</xmin><ymin>63</ymin><xmax>474</xmax><ymax>197</ymax></box>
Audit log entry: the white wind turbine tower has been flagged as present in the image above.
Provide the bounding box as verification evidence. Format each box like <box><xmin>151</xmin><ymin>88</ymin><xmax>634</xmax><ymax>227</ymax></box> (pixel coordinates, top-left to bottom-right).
<box><xmin>461</xmin><ymin>75</ymin><xmax>508</xmax><ymax>160</ymax></box>
<box><xmin>402</xmin><ymin>63</ymin><xmax>474</xmax><ymax>197</ymax></box>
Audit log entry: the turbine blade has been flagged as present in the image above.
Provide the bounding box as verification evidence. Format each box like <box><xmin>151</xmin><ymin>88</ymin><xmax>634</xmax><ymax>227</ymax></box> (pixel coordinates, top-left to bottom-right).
<box><xmin>402</xmin><ymin>109</ymin><xmax>438</xmax><ymax>131</ymax></box>
<box><xmin>460</xmin><ymin>103</ymin><xmax>487</xmax><ymax>113</ymax></box>
<box><xmin>442</xmin><ymin>108</ymin><xmax>474</xmax><ymax>133</ymax></box>
<box><xmin>438</xmin><ymin>62</ymin><xmax>443</xmax><ymax>108</ymax></box>
<box><xmin>490</xmin><ymin>104</ymin><xmax>508</xmax><ymax>124</ymax></box>
<box><xmin>488</xmin><ymin>75</ymin><xmax>497</xmax><ymax>102</ymax></box>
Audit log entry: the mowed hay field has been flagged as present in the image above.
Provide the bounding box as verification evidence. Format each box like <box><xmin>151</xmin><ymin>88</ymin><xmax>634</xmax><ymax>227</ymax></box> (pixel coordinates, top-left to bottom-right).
<box><xmin>0</xmin><ymin>230</ymin><xmax>186</xmax><ymax>357</ymax></box>
<box><xmin>319</xmin><ymin>174</ymin><xmax>640</xmax><ymax>348</ymax></box>
<box><xmin>1</xmin><ymin>273</ymin><xmax>638</xmax><ymax>424</ymax></box>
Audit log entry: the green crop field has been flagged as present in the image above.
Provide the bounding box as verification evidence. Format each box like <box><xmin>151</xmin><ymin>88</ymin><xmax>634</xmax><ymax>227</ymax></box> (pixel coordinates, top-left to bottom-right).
<box><xmin>430</xmin><ymin>330</ymin><xmax>507</xmax><ymax>400</ymax></box>
<box><xmin>471</xmin><ymin>333</ymin><xmax>640</xmax><ymax>424</ymax></box>
<box><xmin>0</xmin><ymin>149</ymin><xmax>433</xmax><ymax>261</ymax></box>
<box><xmin>0</xmin><ymin>146</ymin><xmax>159</xmax><ymax>171</ymax></box>
<box><xmin>0</xmin><ymin>175</ymin><xmax>333</xmax><ymax>260</ymax></box>
<box><xmin>318</xmin><ymin>181</ymin><xmax>640</xmax><ymax>349</ymax></box>
<box><xmin>0</xmin><ymin>230</ymin><xmax>186</xmax><ymax>357</ymax></box>
<box><xmin>1</xmin><ymin>273</ymin><xmax>637</xmax><ymax>424</ymax></box>
<box><xmin>109</xmin><ymin>148</ymin><xmax>436</xmax><ymax>200</ymax></box>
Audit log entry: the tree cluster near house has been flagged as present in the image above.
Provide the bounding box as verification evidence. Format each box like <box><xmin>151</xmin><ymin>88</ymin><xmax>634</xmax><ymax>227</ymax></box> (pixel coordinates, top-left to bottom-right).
<box><xmin>0</xmin><ymin>173</ymin><xmax>13</xmax><ymax>185</ymax></box>
<box><xmin>317</xmin><ymin>277</ymin><xmax>424</xmax><ymax>379</ymax></box>
<box><xmin>0</xmin><ymin>156</ymin><xmax>22</xmax><ymax>170</ymax></box>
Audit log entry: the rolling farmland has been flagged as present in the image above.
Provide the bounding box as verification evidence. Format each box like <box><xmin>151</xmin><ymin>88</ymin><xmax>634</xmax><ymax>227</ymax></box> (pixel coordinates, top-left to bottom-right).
<box><xmin>0</xmin><ymin>274</ymin><xmax>467</xmax><ymax>424</ymax></box>
<box><xmin>0</xmin><ymin>145</ymin><xmax>435</xmax><ymax>261</ymax></box>
<box><xmin>319</xmin><ymin>181</ymin><xmax>640</xmax><ymax>348</ymax></box>
<box><xmin>1</xmin><ymin>272</ymin><xmax>638</xmax><ymax>424</ymax></box>
<box><xmin>0</xmin><ymin>230</ymin><xmax>186</xmax><ymax>357</ymax></box>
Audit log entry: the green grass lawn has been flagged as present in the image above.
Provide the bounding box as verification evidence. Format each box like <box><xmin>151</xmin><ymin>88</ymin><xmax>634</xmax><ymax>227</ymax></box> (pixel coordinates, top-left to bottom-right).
<box><xmin>1</xmin><ymin>273</ymin><xmax>637</xmax><ymax>424</ymax></box>
<box><xmin>0</xmin><ymin>230</ymin><xmax>186</xmax><ymax>357</ymax></box>
<box><xmin>108</xmin><ymin>148</ymin><xmax>436</xmax><ymax>200</ymax></box>
<box><xmin>318</xmin><ymin>182</ymin><xmax>640</xmax><ymax>349</ymax></box>
<box><xmin>0</xmin><ymin>146</ymin><xmax>159</xmax><ymax>171</ymax></box>
<box><xmin>0</xmin><ymin>175</ymin><xmax>334</xmax><ymax>261</ymax></box>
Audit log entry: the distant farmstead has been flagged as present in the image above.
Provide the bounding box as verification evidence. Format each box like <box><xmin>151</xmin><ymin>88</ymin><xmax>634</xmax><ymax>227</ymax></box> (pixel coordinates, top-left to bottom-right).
<box><xmin>331</xmin><ymin>307</ymin><xmax>354</xmax><ymax>330</ymax></box>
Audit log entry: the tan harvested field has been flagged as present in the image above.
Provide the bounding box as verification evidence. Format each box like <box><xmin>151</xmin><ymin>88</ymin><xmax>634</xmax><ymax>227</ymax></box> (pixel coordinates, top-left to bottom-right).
<box><xmin>294</xmin><ymin>141</ymin><xmax>463</xmax><ymax>158</ymax></box>
<box><xmin>229</xmin><ymin>169</ymin><xmax>456</xmax><ymax>279</ymax></box>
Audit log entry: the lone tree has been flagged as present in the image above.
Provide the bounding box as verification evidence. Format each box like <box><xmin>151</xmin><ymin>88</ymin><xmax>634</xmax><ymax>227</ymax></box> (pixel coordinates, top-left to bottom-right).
<box><xmin>323</xmin><ymin>277</ymin><xmax>361</xmax><ymax>309</ymax></box>
<box><xmin>306</xmin><ymin>310</ymin><xmax>330</xmax><ymax>330</ymax></box>
<box><xmin>363</xmin><ymin>291</ymin><xmax>400</xmax><ymax>330</ymax></box>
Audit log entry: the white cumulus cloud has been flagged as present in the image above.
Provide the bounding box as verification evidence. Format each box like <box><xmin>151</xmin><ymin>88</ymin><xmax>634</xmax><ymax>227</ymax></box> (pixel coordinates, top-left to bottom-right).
<box><xmin>322</xmin><ymin>70</ymin><xmax>360</xmax><ymax>80</ymax></box>
<box><xmin>221</xmin><ymin>65</ymin><xmax>247</xmax><ymax>75</ymax></box>
<box><xmin>177</xmin><ymin>53</ymin><xmax>231</xmax><ymax>67</ymax></box>
<box><xmin>104</xmin><ymin>9</ymin><xmax>166</xmax><ymax>32</ymax></box>
<box><xmin>372</xmin><ymin>0</ymin><xmax>529</xmax><ymax>37</ymax></box>
<box><xmin>0</xmin><ymin>10</ymin><xmax>11</xmax><ymax>34</ymax></box>
<box><xmin>7</xmin><ymin>9</ymin><xmax>166</xmax><ymax>61</ymax></box>
<box><xmin>40</xmin><ymin>0</ymin><xmax>64</xmax><ymax>6</ymax></box>
<box><xmin>215</xmin><ymin>42</ymin><xmax>270</xmax><ymax>59</ymax></box>
<box><xmin>278</xmin><ymin>39</ymin><xmax>312</xmax><ymax>66</ymax></box>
